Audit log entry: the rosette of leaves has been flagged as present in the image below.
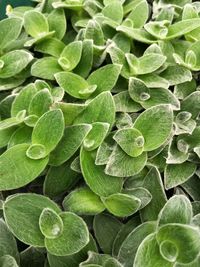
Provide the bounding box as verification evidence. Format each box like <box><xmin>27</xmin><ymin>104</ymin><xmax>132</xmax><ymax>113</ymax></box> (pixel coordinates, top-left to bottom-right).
<box><xmin>1</xmin><ymin>0</ymin><xmax>200</xmax><ymax>266</ymax></box>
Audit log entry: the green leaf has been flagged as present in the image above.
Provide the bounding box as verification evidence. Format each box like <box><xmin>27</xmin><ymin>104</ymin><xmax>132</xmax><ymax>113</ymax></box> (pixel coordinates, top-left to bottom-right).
<box><xmin>158</xmin><ymin>195</ymin><xmax>193</xmax><ymax>226</ymax></box>
<box><xmin>45</xmin><ymin>212</ymin><xmax>89</xmax><ymax>256</ymax></box>
<box><xmin>8</xmin><ymin>126</ymin><xmax>32</xmax><ymax>148</ymax></box>
<box><xmin>102</xmin><ymin>2</ymin><xmax>123</xmax><ymax>24</ymax></box>
<box><xmin>140</xmin><ymin>167</ymin><xmax>167</xmax><ymax>221</ymax></box>
<box><xmin>87</xmin><ymin>64</ymin><xmax>121</xmax><ymax>97</ymax></box>
<box><xmin>181</xmin><ymin>92</ymin><xmax>200</xmax><ymax>118</ymax></box>
<box><xmin>31</xmin><ymin>109</ymin><xmax>64</xmax><ymax>158</ymax></box>
<box><xmin>166</xmin><ymin>18</ymin><xmax>200</xmax><ymax>39</ymax></box>
<box><xmin>44</xmin><ymin>161</ymin><xmax>80</xmax><ymax>198</ymax></box>
<box><xmin>124</xmin><ymin>187</ymin><xmax>152</xmax><ymax>209</ymax></box>
<box><xmin>164</xmin><ymin>162</ymin><xmax>196</xmax><ymax>189</ymax></box>
<box><xmin>3</xmin><ymin>193</ymin><xmax>61</xmax><ymax>247</ymax></box>
<box><xmin>28</xmin><ymin>89</ymin><xmax>53</xmax><ymax>117</ymax></box>
<box><xmin>48</xmin><ymin>9</ymin><xmax>66</xmax><ymax>40</ymax></box>
<box><xmin>125</xmin><ymin>0</ymin><xmax>149</xmax><ymax>28</ymax></box>
<box><xmin>93</xmin><ymin>213</ymin><xmax>122</xmax><ymax>254</ymax></box>
<box><xmin>24</xmin><ymin>10</ymin><xmax>49</xmax><ymax>38</ymax></box>
<box><xmin>47</xmin><ymin>234</ymin><xmax>97</xmax><ymax>267</ymax></box>
<box><xmin>105</xmin><ymin>145</ymin><xmax>147</xmax><ymax>177</ymax></box>
<box><xmin>118</xmin><ymin>222</ymin><xmax>157</xmax><ymax>267</ymax></box>
<box><xmin>133</xmin><ymin>104</ymin><xmax>173</xmax><ymax>151</ymax></box>
<box><xmin>0</xmin><ymin>255</ymin><xmax>19</xmax><ymax>267</ymax></box>
<box><xmin>34</xmin><ymin>38</ymin><xmax>65</xmax><ymax>58</ymax></box>
<box><xmin>113</xmin><ymin>128</ymin><xmax>145</xmax><ymax>157</ymax></box>
<box><xmin>113</xmin><ymin>91</ymin><xmax>142</xmax><ymax>113</ymax></box>
<box><xmin>102</xmin><ymin>193</ymin><xmax>141</xmax><ymax>217</ymax></box>
<box><xmin>63</xmin><ymin>187</ymin><xmax>105</xmax><ymax>215</ymax></box>
<box><xmin>11</xmin><ymin>84</ymin><xmax>37</xmax><ymax>117</ymax></box>
<box><xmin>58</xmin><ymin>41</ymin><xmax>82</xmax><ymax>71</ymax></box>
<box><xmin>55</xmin><ymin>72</ymin><xmax>94</xmax><ymax>99</ymax></box>
<box><xmin>0</xmin><ymin>50</ymin><xmax>33</xmax><ymax>78</ymax></box>
<box><xmin>74</xmin><ymin>92</ymin><xmax>116</xmax><ymax>128</ymax></box>
<box><xmin>31</xmin><ymin>57</ymin><xmax>62</xmax><ymax>80</ymax></box>
<box><xmin>136</xmin><ymin>53</ymin><xmax>166</xmax><ymax>75</ymax></box>
<box><xmin>134</xmin><ymin>233</ymin><xmax>173</xmax><ymax>267</ymax></box>
<box><xmin>0</xmin><ymin>144</ymin><xmax>48</xmax><ymax>190</ymax></box>
<box><xmin>49</xmin><ymin>124</ymin><xmax>92</xmax><ymax>166</ymax></box>
<box><xmin>20</xmin><ymin>247</ymin><xmax>46</xmax><ymax>267</ymax></box>
<box><xmin>160</xmin><ymin>66</ymin><xmax>192</xmax><ymax>85</ymax></box>
<box><xmin>80</xmin><ymin>147</ymin><xmax>123</xmax><ymax>197</ymax></box>
<box><xmin>85</xmin><ymin>20</ymin><xmax>104</xmax><ymax>46</ymax></box>
<box><xmin>74</xmin><ymin>39</ymin><xmax>93</xmax><ymax>78</ymax></box>
<box><xmin>0</xmin><ymin>219</ymin><xmax>19</xmax><ymax>262</ymax></box>
<box><xmin>39</xmin><ymin>208</ymin><xmax>63</xmax><ymax>239</ymax></box>
<box><xmin>0</xmin><ymin>18</ymin><xmax>22</xmax><ymax>51</ymax></box>
<box><xmin>0</xmin><ymin>127</ymin><xmax>17</xmax><ymax>148</ymax></box>
<box><xmin>83</xmin><ymin>122</ymin><xmax>109</xmax><ymax>151</ymax></box>
<box><xmin>157</xmin><ymin>224</ymin><xmax>200</xmax><ymax>264</ymax></box>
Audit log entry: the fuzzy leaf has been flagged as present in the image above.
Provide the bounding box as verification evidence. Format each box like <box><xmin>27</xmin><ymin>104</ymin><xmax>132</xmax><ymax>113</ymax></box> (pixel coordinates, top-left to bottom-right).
<box><xmin>133</xmin><ymin>104</ymin><xmax>173</xmax><ymax>151</ymax></box>
<box><xmin>63</xmin><ymin>187</ymin><xmax>105</xmax><ymax>215</ymax></box>
<box><xmin>80</xmin><ymin>147</ymin><xmax>123</xmax><ymax>197</ymax></box>
<box><xmin>0</xmin><ymin>144</ymin><xmax>48</xmax><ymax>190</ymax></box>
<box><xmin>3</xmin><ymin>193</ymin><xmax>61</xmax><ymax>247</ymax></box>
<box><xmin>45</xmin><ymin>212</ymin><xmax>89</xmax><ymax>256</ymax></box>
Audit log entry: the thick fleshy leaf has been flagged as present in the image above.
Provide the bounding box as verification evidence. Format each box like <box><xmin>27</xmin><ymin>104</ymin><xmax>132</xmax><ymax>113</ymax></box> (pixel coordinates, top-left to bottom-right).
<box><xmin>166</xmin><ymin>19</ymin><xmax>200</xmax><ymax>39</ymax></box>
<box><xmin>0</xmin><ymin>18</ymin><xmax>22</xmax><ymax>51</ymax></box>
<box><xmin>181</xmin><ymin>92</ymin><xmax>200</xmax><ymax>118</ymax></box>
<box><xmin>140</xmin><ymin>167</ymin><xmax>167</xmax><ymax>221</ymax></box>
<box><xmin>118</xmin><ymin>222</ymin><xmax>157</xmax><ymax>267</ymax></box>
<box><xmin>28</xmin><ymin>89</ymin><xmax>53</xmax><ymax>117</ymax></box>
<box><xmin>112</xmin><ymin>216</ymin><xmax>141</xmax><ymax>256</ymax></box>
<box><xmin>105</xmin><ymin>145</ymin><xmax>147</xmax><ymax>177</ymax></box>
<box><xmin>80</xmin><ymin>147</ymin><xmax>123</xmax><ymax>197</ymax></box>
<box><xmin>102</xmin><ymin>193</ymin><xmax>141</xmax><ymax>217</ymax></box>
<box><xmin>83</xmin><ymin>122</ymin><xmax>109</xmax><ymax>151</ymax></box>
<box><xmin>30</xmin><ymin>109</ymin><xmax>64</xmax><ymax>158</ymax></box>
<box><xmin>47</xmin><ymin>234</ymin><xmax>97</xmax><ymax>267</ymax></box>
<box><xmin>87</xmin><ymin>64</ymin><xmax>121</xmax><ymax>96</ymax></box>
<box><xmin>164</xmin><ymin>162</ymin><xmax>196</xmax><ymax>189</ymax></box>
<box><xmin>49</xmin><ymin>124</ymin><xmax>92</xmax><ymax>166</ymax></box>
<box><xmin>85</xmin><ymin>20</ymin><xmax>104</xmax><ymax>46</ymax></box>
<box><xmin>124</xmin><ymin>187</ymin><xmax>152</xmax><ymax>209</ymax></box>
<box><xmin>134</xmin><ymin>233</ymin><xmax>173</xmax><ymax>267</ymax></box>
<box><xmin>44</xmin><ymin>161</ymin><xmax>80</xmax><ymax>198</ymax></box>
<box><xmin>20</xmin><ymin>246</ymin><xmax>46</xmax><ymax>267</ymax></box>
<box><xmin>0</xmin><ymin>219</ymin><xmax>19</xmax><ymax>262</ymax></box>
<box><xmin>114</xmin><ymin>91</ymin><xmax>142</xmax><ymax>113</ymax></box>
<box><xmin>125</xmin><ymin>0</ymin><xmax>149</xmax><ymax>28</ymax></box>
<box><xmin>73</xmin><ymin>92</ymin><xmax>115</xmax><ymax>128</ymax></box>
<box><xmin>0</xmin><ymin>127</ymin><xmax>17</xmax><ymax>148</ymax></box>
<box><xmin>48</xmin><ymin>8</ymin><xmax>66</xmax><ymax>40</ymax></box>
<box><xmin>158</xmin><ymin>195</ymin><xmax>193</xmax><ymax>226</ymax></box>
<box><xmin>54</xmin><ymin>102</ymin><xmax>86</xmax><ymax>126</ymax></box>
<box><xmin>31</xmin><ymin>57</ymin><xmax>62</xmax><ymax>80</ymax></box>
<box><xmin>0</xmin><ymin>255</ymin><xmax>19</xmax><ymax>267</ymax></box>
<box><xmin>157</xmin><ymin>224</ymin><xmax>200</xmax><ymax>264</ymax></box>
<box><xmin>93</xmin><ymin>213</ymin><xmax>122</xmax><ymax>254</ymax></box>
<box><xmin>113</xmin><ymin>128</ymin><xmax>144</xmax><ymax>157</ymax></box>
<box><xmin>45</xmin><ymin>212</ymin><xmax>89</xmax><ymax>256</ymax></box>
<box><xmin>63</xmin><ymin>187</ymin><xmax>105</xmax><ymax>215</ymax></box>
<box><xmin>136</xmin><ymin>53</ymin><xmax>166</xmax><ymax>75</ymax></box>
<box><xmin>8</xmin><ymin>126</ymin><xmax>32</xmax><ymax>148</ymax></box>
<box><xmin>24</xmin><ymin>10</ymin><xmax>49</xmax><ymax>38</ymax></box>
<box><xmin>0</xmin><ymin>144</ymin><xmax>48</xmax><ymax>190</ymax></box>
<box><xmin>39</xmin><ymin>208</ymin><xmax>63</xmax><ymax>239</ymax></box>
<box><xmin>74</xmin><ymin>39</ymin><xmax>93</xmax><ymax>78</ymax></box>
<box><xmin>0</xmin><ymin>50</ymin><xmax>33</xmax><ymax>78</ymax></box>
<box><xmin>58</xmin><ymin>41</ymin><xmax>82</xmax><ymax>71</ymax></box>
<box><xmin>3</xmin><ymin>193</ymin><xmax>61</xmax><ymax>247</ymax></box>
<box><xmin>34</xmin><ymin>38</ymin><xmax>65</xmax><ymax>57</ymax></box>
<box><xmin>133</xmin><ymin>104</ymin><xmax>173</xmax><ymax>151</ymax></box>
<box><xmin>160</xmin><ymin>66</ymin><xmax>192</xmax><ymax>85</ymax></box>
<box><xmin>55</xmin><ymin>72</ymin><xmax>94</xmax><ymax>99</ymax></box>
<box><xmin>102</xmin><ymin>1</ymin><xmax>123</xmax><ymax>24</ymax></box>
<box><xmin>11</xmin><ymin>83</ymin><xmax>37</xmax><ymax>117</ymax></box>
